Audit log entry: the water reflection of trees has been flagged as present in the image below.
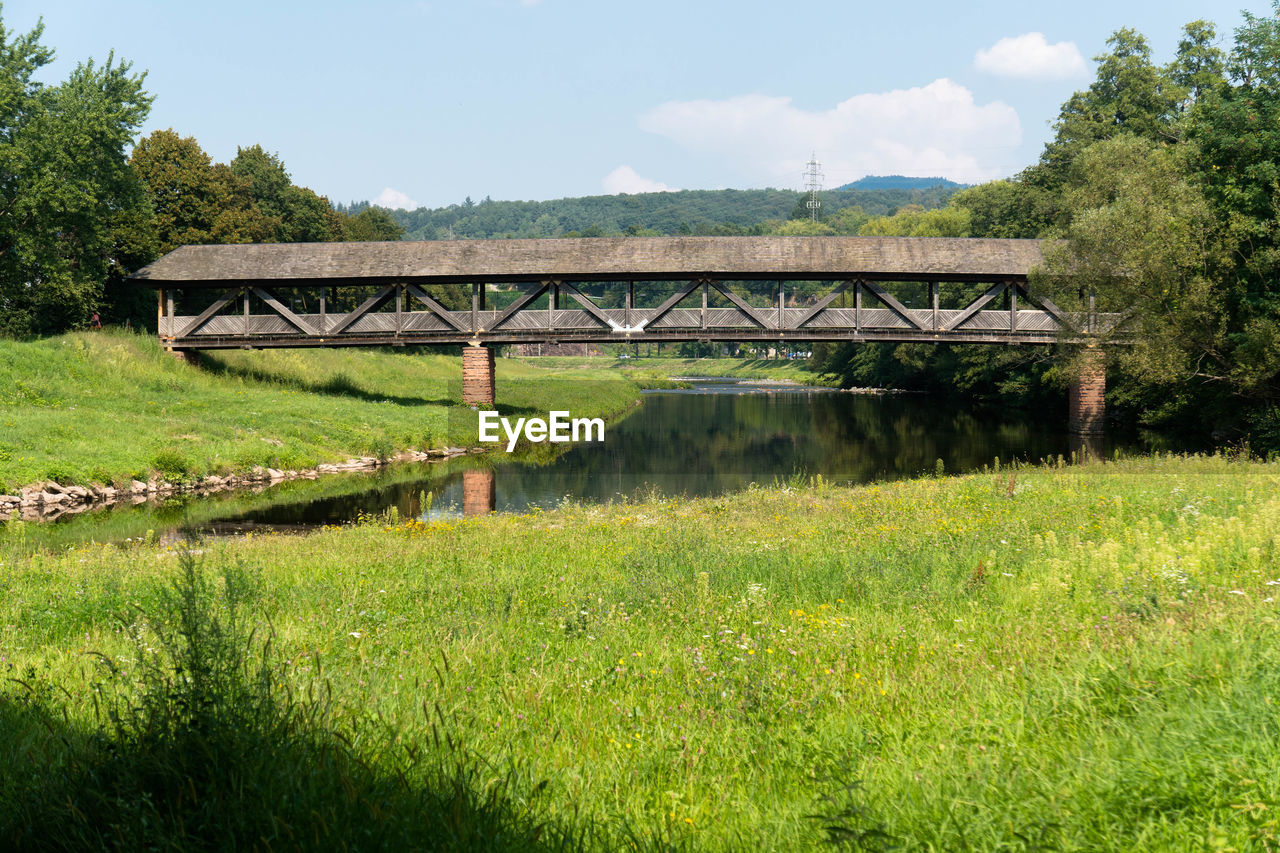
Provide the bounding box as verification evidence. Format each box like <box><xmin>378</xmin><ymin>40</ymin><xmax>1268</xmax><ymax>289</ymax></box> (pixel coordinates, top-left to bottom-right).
<box><xmin>487</xmin><ymin>390</ymin><xmax>1074</xmax><ymax>505</ymax></box>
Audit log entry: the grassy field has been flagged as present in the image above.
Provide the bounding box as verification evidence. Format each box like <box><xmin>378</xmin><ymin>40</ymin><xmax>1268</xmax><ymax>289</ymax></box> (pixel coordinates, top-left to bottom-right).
<box><xmin>513</xmin><ymin>355</ymin><xmax>835</xmax><ymax>386</ymax></box>
<box><xmin>4</xmin><ymin>455</ymin><xmax>1279</xmax><ymax>849</ymax></box>
<box><xmin>0</xmin><ymin>331</ymin><xmax>640</xmax><ymax>493</ymax></box>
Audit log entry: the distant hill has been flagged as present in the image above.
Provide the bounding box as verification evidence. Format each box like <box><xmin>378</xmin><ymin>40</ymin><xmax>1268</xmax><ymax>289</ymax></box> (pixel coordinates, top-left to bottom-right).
<box><xmin>837</xmin><ymin>175</ymin><xmax>965</xmax><ymax>191</ymax></box>
<box><xmin>348</xmin><ymin>185</ymin><xmax>963</xmax><ymax>241</ymax></box>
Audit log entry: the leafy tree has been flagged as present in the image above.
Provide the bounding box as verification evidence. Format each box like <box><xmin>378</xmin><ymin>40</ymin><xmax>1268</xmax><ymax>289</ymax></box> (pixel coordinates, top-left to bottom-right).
<box><xmin>857</xmin><ymin>205</ymin><xmax>970</xmax><ymax>237</ymax></box>
<box><xmin>0</xmin><ymin>15</ymin><xmax>152</xmax><ymax>336</ymax></box>
<box><xmin>130</xmin><ymin>130</ymin><xmax>277</xmax><ymax>253</ymax></box>
<box><xmin>1226</xmin><ymin>4</ymin><xmax>1280</xmax><ymax>89</ymax></box>
<box><xmin>1167</xmin><ymin>20</ymin><xmax>1227</xmax><ymax>109</ymax></box>
<box><xmin>948</xmin><ymin>181</ymin><xmax>1057</xmax><ymax>238</ymax></box>
<box><xmin>772</xmin><ymin>218</ymin><xmax>836</xmax><ymax>236</ymax></box>
<box><xmin>826</xmin><ymin>205</ymin><xmax>870</xmax><ymax>235</ymax></box>
<box><xmin>342</xmin><ymin>207</ymin><xmax>404</xmax><ymax>242</ymax></box>
<box><xmin>1028</xmin><ymin>29</ymin><xmax>1180</xmax><ymax>191</ymax></box>
<box><xmin>230</xmin><ymin>145</ymin><xmax>344</xmax><ymax>243</ymax></box>
<box><xmin>1036</xmin><ymin>135</ymin><xmax>1234</xmax><ymax>428</ymax></box>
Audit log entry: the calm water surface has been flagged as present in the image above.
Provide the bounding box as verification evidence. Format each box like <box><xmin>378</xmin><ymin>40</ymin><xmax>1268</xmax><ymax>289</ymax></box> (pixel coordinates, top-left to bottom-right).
<box><xmin>21</xmin><ymin>380</ymin><xmax>1143</xmax><ymax>546</ymax></box>
<box><xmin>205</xmin><ymin>379</ymin><xmax>1131</xmax><ymax>529</ymax></box>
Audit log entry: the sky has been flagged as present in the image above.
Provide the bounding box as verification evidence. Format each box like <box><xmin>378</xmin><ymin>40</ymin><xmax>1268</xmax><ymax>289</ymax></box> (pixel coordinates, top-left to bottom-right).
<box><xmin>9</xmin><ymin>0</ymin><xmax>1277</xmax><ymax>210</ymax></box>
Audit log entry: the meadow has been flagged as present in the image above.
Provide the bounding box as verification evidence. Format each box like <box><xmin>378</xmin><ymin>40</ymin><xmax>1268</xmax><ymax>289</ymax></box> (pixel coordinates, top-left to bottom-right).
<box><xmin>4</xmin><ymin>454</ymin><xmax>1279</xmax><ymax>849</ymax></box>
<box><xmin>0</xmin><ymin>331</ymin><xmax>639</xmax><ymax>494</ymax></box>
<box><xmin>513</xmin><ymin>355</ymin><xmax>834</xmax><ymax>386</ymax></box>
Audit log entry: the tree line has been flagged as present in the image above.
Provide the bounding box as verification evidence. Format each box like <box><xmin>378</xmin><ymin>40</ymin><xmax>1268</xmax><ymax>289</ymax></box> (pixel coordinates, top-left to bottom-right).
<box><xmin>361</xmin><ymin>184</ymin><xmax>961</xmax><ymax>241</ymax></box>
<box><xmin>815</xmin><ymin>6</ymin><xmax>1280</xmax><ymax>450</ymax></box>
<box><xmin>0</xmin><ymin>15</ymin><xmax>403</xmax><ymax>337</ymax></box>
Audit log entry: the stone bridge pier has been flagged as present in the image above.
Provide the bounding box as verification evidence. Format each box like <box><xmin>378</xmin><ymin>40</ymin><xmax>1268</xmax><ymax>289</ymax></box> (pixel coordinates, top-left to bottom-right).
<box><xmin>1068</xmin><ymin>347</ymin><xmax>1106</xmax><ymax>453</ymax></box>
<box><xmin>462</xmin><ymin>343</ymin><xmax>495</xmax><ymax>407</ymax></box>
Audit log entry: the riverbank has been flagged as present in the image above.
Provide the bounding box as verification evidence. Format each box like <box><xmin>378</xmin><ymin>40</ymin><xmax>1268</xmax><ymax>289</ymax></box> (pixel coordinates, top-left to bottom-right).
<box><xmin>0</xmin><ymin>331</ymin><xmax>640</xmax><ymax>508</ymax></box>
<box><xmin>4</xmin><ymin>455</ymin><xmax>1277</xmax><ymax>848</ymax></box>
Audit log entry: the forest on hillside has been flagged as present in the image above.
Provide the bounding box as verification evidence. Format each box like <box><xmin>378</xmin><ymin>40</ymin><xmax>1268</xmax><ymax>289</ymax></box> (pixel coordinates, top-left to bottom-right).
<box><xmin>336</xmin><ymin>185</ymin><xmax>961</xmax><ymax>240</ymax></box>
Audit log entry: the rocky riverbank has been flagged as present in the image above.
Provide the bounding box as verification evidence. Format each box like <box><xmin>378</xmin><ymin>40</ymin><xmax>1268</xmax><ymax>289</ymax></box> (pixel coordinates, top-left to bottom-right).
<box><xmin>0</xmin><ymin>447</ymin><xmax>480</xmax><ymax>523</ymax></box>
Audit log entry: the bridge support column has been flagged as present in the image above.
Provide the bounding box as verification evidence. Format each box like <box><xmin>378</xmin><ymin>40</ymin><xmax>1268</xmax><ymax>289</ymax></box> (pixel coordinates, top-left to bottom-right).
<box><xmin>462</xmin><ymin>343</ymin><xmax>495</xmax><ymax>407</ymax></box>
<box><xmin>462</xmin><ymin>468</ymin><xmax>496</xmax><ymax>517</ymax></box>
<box><xmin>1068</xmin><ymin>346</ymin><xmax>1105</xmax><ymax>436</ymax></box>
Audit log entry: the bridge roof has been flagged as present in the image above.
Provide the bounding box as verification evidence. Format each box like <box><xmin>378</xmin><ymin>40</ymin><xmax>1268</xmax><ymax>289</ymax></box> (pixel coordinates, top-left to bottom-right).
<box><xmin>130</xmin><ymin>236</ymin><xmax>1047</xmax><ymax>288</ymax></box>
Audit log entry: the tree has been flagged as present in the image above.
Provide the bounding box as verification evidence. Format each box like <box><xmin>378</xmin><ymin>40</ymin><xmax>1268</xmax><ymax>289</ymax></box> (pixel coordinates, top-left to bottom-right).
<box><xmin>231</xmin><ymin>145</ymin><xmax>343</xmax><ymax>243</ymax></box>
<box><xmin>857</xmin><ymin>205</ymin><xmax>970</xmax><ymax>237</ymax></box>
<box><xmin>1167</xmin><ymin>20</ymin><xmax>1227</xmax><ymax>109</ymax></box>
<box><xmin>130</xmin><ymin>130</ymin><xmax>278</xmax><ymax>253</ymax></box>
<box><xmin>1027</xmin><ymin>29</ymin><xmax>1180</xmax><ymax>191</ymax></box>
<box><xmin>772</xmin><ymin>218</ymin><xmax>835</xmax><ymax>236</ymax></box>
<box><xmin>1035</xmin><ymin>135</ymin><xmax>1234</xmax><ymax>427</ymax></box>
<box><xmin>343</xmin><ymin>207</ymin><xmax>404</xmax><ymax>242</ymax></box>
<box><xmin>948</xmin><ymin>180</ymin><xmax>1057</xmax><ymax>238</ymax></box>
<box><xmin>0</xmin><ymin>15</ymin><xmax>152</xmax><ymax>336</ymax></box>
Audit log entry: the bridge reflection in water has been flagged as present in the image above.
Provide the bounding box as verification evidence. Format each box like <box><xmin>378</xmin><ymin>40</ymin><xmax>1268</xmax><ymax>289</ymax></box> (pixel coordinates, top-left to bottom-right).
<box><xmin>462</xmin><ymin>469</ymin><xmax>496</xmax><ymax>517</ymax></box>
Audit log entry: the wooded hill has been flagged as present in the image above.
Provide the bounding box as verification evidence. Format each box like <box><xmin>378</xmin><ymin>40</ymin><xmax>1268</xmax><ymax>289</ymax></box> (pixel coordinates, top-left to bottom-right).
<box><xmin>338</xmin><ymin>185</ymin><xmax>961</xmax><ymax>241</ymax></box>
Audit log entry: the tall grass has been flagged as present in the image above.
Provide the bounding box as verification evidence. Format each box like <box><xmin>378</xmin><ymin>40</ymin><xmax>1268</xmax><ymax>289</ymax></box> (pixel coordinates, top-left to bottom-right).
<box><xmin>0</xmin><ymin>546</ymin><xmax>596</xmax><ymax>850</ymax></box>
<box><xmin>5</xmin><ymin>455</ymin><xmax>1280</xmax><ymax>848</ymax></box>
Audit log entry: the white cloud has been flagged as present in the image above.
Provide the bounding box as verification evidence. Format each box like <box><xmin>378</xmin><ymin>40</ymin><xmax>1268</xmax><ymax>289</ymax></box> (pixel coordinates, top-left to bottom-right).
<box><xmin>974</xmin><ymin>33</ymin><xmax>1087</xmax><ymax>80</ymax></box>
<box><xmin>603</xmin><ymin>165</ymin><xmax>677</xmax><ymax>195</ymax></box>
<box><xmin>639</xmin><ymin>79</ymin><xmax>1020</xmax><ymax>186</ymax></box>
<box><xmin>372</xmin><ymin>187</ymin><xmax>418</xmax><ymax>210</ymax></box>
<box><xmin>520</xmin><ymin>0</ymin><xmax>541</xmax><ymax>6</ymax></box>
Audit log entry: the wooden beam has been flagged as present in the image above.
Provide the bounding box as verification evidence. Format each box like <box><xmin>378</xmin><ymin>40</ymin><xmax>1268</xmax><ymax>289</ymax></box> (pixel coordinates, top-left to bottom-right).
<box><xmin>642</xmin><ymin>280</ymin><xmax>701</xmax><ymax>329</ymax></box>
<box><xmin>406</xmin><ymin>284</ymin><xmax>471</xmax><ymax>332</ymax></box>
<box><xmin>942</xmin><ymin>282</ymin><xmax>1007</xmax><ymax>332</ymax></box>
<box><xmin>863</xmin><ymin>281</ymin><xmax>928</xmax><ymax>330</ymax></box>
<box><xmin>1017</xmin><ymin>285</ymin><xmax>1078</xmax><ymax>333</ymax></box>
<box><xmin>489</xmin><ymin>282</ymin><xmax>549</xmax><ymax>330</ymax></box>
<box><xmin>327</xmin><ymin>285</ymin><xmax>394</xmax><ymax>335</ymax></box>
<box><xmin>560</xmin><ymin>282</ymin><xmax>615</xmax><ymax>329</ymax></box>
<box><xmin>793</xmin><ymin>280</ymin><xmax>851</xmax><ymax>329</ymax></box>
<box><xmin>177</xmin><ymin>287</ymin><xmax>243</xmax><ymax>338</ymax></box>
<box><xmin>709</xmin><ymin>281</ymin><xmax>773</xmax><ymax>329</ymax></box>
<box><xmin>251</xmin><ymin>287</ymin><xmax>318</xmax><ymax>335</ymax></box>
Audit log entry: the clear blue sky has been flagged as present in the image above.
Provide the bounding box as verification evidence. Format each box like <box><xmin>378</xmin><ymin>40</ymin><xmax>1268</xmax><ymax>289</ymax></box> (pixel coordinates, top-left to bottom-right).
<box><xmin>9</xmin><ymin>0</ymin><xmax>1275</xmax><ymax>209</ymax></box>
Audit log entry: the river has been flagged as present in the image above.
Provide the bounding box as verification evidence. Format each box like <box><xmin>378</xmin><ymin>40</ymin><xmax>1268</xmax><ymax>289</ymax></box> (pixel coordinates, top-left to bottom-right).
<box><xmin>10</xmin><ymin>380</ymin><xmax>1146</xmax><ymax>549</ymax></box>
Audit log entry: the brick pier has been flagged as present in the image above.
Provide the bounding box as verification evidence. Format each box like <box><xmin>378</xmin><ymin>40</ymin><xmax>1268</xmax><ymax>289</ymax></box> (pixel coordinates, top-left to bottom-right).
<box><xmin>462</xmin><ymin>468</ymin><xmax>496</xmax><ymax>517</ymax></box>
<box><xmin>1068</xmin><ymin>347</ymin><xmax>1105</xmax><ymax>435</ymax></box>
<box><xmin>462</xmin><ymin>344</ymin><xmax>495</xmax><ymax>407</ymax></box>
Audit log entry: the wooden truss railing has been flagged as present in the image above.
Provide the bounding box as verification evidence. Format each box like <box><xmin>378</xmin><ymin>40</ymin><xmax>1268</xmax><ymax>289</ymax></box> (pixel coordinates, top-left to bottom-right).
<box><xmin>158</xmin><ymin>279</ymin><xmax>1118</xmax><ymax>348</ymax></box>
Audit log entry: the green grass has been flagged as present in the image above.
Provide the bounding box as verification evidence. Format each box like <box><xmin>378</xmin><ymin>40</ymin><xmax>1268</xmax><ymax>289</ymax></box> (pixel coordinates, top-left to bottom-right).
<box><xmin>4</xmin><ymin>455</ymin><xmax>1280</xmax><ymax>848</ymax></box>
<box><xmin>0</xmin><ymin>331</ymin><xmax>640</xmax><ymax>494</ymax></box>
<box><xmin>515</xmin><ymin>355</ymin><xmax>835</xmax><ymax>386</ymax></box>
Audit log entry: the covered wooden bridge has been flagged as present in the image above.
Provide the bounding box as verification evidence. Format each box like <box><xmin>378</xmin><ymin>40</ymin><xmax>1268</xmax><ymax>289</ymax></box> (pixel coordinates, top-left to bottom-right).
<box><xmin>131</xmin><ymin>236</ymin><xmax>1113</xmax><ymax>433</ymax></box>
